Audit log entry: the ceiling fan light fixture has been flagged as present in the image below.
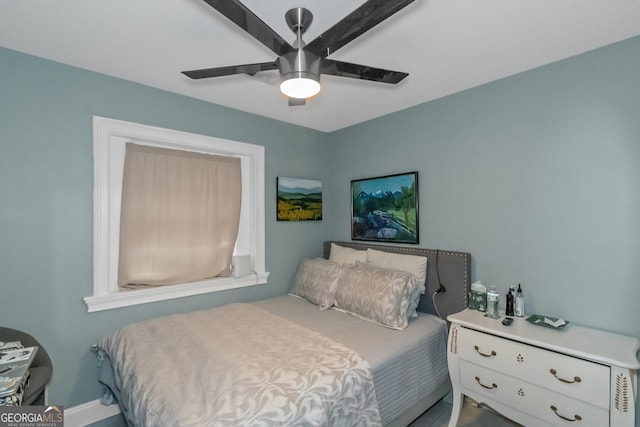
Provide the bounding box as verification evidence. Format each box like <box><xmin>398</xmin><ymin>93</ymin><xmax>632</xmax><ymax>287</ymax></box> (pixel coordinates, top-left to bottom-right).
<box><xmin>183</xmin><ymin>1</ymin><xmax>414</xmax><ymax>105</ymax></box>
<box><xmin>280</xmin><ymin>73</ymin><xmax>321</xmax><ymax>99</ymax></box>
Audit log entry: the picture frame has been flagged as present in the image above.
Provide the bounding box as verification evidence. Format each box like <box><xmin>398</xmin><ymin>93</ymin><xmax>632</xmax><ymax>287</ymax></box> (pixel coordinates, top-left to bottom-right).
<box><xmin>351</xmin><ymin>172</ymin><xmax>419</xmax><ymax>243</ymax></box>
<box><xmin>277</xmin><ymin>177</ymin><xmax>323</xmax><ymax>221</ymax></box>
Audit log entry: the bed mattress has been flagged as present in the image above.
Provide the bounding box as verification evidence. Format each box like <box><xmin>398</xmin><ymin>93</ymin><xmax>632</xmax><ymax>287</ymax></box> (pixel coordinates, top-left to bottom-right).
<box><xmin>94</xmin><ymin>294</ymin><xmax>449</xmax><ymax>426</ymax></box>
<box><xmin>253</xmin><ymin>295</ymin><xmax>450</xmax><ymax>425</ymax></box>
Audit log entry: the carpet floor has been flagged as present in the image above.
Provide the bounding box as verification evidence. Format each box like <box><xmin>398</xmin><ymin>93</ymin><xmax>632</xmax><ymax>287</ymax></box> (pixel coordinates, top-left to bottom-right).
<box><xmin>409</xmin><ymin>397</ymin><xmax>522</xmax><ymax>427</ymax></box>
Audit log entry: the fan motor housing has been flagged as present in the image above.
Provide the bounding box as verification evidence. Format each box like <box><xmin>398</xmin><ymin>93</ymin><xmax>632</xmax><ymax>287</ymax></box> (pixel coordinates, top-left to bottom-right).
<box><xmin>279</xmin><ymin>49</ymin><xmax>321</xmax><ymax>82</ymax></box>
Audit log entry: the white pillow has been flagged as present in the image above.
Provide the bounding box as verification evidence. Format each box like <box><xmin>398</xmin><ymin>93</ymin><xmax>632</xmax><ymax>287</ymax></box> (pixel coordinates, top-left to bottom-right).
<box><xmin>366</xmin><ymin>249</ymin><xmax>428</xmax><ymax>318</ymax></box>
<box><xmin>329</xmin><ymin>243</ymin><xmax>367</xmax><ymax>265</ymax></box>
<box><xmin>289</xmin><ymin>258</ymin><xmax>345</xmax><ymax>310</ymax></box>
<box><xmin>366</xmin><ymin>249</ymin><xmax>427</xmax><ymax>284</ymax></box>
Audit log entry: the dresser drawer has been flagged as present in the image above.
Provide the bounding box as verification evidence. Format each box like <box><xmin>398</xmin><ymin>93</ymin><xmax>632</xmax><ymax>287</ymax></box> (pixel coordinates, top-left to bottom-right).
<box><xmin>460</xmin><ymin>360</ymin><xmax>610</xmax><ymax>426</ymax></box>
<box><xmin>458</xmin><ymin>327</ymin><xmax>610</xmax><ymax>408</ymax></box>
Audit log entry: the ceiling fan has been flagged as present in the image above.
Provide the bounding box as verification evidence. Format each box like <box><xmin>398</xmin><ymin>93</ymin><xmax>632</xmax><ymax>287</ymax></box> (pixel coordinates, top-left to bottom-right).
<box><xmin>182</xmin><ymin>0</ymin><xmax>415</xmax><ymax>106</ymax></box>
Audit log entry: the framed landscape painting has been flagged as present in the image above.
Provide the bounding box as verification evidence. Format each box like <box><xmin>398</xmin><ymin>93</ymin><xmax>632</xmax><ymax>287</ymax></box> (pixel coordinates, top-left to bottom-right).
<box><xmin>277</xmin><ymin>177</ymin><xmax>323</xmax><ymax>221</ymax></box>
<box><xmin>351</xmin><ymin>172</ymin><xmax>419</xmax><ymax>244</ymax></box>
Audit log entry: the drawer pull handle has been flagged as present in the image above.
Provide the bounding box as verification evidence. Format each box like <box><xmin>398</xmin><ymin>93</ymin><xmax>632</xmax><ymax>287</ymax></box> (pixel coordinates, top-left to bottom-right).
<box><xmin>550</xmin><ymin>405</ymin><xmax>582</xmax><ymax>422</ymax></box>
<box><xmin>474</xmin><ymin>345</ymin><xmax>497</xmax><ymax>358</ymax></box>
<box><xmin>550</xmin><ymin>369</ymin><xmax>581</xmax><ymax>384</ymax></box>
<box><xmin>474</xmin><ymin>376</ymin><xmax>497</xmax><ymax>390</ymax></box>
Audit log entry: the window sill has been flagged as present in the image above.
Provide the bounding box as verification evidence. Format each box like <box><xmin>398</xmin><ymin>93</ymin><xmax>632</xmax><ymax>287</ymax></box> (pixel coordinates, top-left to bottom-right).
<box><xmin>84</xmin><ymin>272</ymin><xmax>270</xmax><ymax>313</ymax></box>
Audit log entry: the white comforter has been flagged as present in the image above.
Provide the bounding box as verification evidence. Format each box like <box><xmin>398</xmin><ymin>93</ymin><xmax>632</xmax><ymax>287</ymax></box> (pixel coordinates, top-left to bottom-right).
<box><xmin>96</xmin><ymin>303</ymin><xmax>381</xmax><ymax>426</ymax></box>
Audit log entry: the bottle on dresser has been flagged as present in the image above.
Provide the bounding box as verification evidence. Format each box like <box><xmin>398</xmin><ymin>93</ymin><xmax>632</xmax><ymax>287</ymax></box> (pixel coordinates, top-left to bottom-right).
<box><xmin>505</xmin><ymin>286</ymin><xmax>515</xmax><ymax>316</ymax></box>
<box><xmin>514</xmin><ymin>283</ymin><xmax>524</xmax><ymax>317</ymax></box>
<box><xmin>486</xmin><ymin>286</ymin><xmax>500</xmax><ymax>318</ymax></box>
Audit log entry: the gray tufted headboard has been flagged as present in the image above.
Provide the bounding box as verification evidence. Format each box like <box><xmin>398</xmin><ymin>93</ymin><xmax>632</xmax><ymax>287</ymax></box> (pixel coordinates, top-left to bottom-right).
<box><xmin>323</xmin><ymin>241</ymin><xmax>471</xmax><ymax>321</ymax></box>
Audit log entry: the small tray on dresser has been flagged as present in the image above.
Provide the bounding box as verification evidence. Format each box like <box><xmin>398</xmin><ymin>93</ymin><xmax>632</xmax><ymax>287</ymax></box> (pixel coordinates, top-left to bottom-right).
<box><xmin>526</xmin><ymin>314</ymin><xmax>569</xmax><ymax>330</ymax></box>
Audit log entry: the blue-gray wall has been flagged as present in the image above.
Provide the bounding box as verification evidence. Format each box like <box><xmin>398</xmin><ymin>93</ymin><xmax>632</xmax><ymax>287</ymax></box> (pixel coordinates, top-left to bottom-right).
<box><xmin>328</xmin><ymin>35</ymin><xmax>640</xmax><ymax>337</ymax></box>
<box><xmin>2</xmin><ymin>33</ymin><xmax>639</xmax><ymax>422</ymax></box>
<box><xmin>326</xmin><ymin>36</ymin><xmax>640</xmax><ymax>421</ymax></box>
<box><xmin>0</xmin><ymin>47</ymin><xmax>330</xmax><ymax>406</ymax></box>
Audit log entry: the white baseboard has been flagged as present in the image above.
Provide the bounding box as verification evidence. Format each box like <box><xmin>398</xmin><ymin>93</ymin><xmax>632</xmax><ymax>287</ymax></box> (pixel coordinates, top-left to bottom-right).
<box><xmin>64</xmin><ymin>399</ymin><xmax>122</xmax><ymax>427</ymax></box>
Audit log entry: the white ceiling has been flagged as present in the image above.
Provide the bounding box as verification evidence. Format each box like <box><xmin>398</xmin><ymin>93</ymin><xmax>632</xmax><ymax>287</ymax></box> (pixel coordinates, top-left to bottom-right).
<box><xmin>1</xmin><ymin>0</ymin><xmax>639</xmax><ymax>132</ymax></box>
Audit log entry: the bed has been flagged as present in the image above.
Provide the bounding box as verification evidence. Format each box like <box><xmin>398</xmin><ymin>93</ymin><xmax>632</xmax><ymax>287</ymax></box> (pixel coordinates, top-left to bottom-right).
<box><xmin>93</xmin><ymin>241</ymin><xmax>471</xmax><ymax>426</ymax></box>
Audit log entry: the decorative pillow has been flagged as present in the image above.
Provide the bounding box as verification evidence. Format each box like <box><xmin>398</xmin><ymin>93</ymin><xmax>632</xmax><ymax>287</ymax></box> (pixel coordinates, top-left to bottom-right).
<box><xmin>334</xmin><ymin>263</ymin><xmax>418</xmax><ymax>330</ymax></box>
<box><xmin>289</xmin><ymin>258</ymin><xmax>345</xmax><ymax>310</ymax></box>
<box><xmin>366</xmin><ymin>249</ymin><xmax>427</xmax><ymax>318</ymax></box>
<box><xmin>329</xmin><ymin>243</ymin><xmax>367</xmax><ymax>265</ymax></box>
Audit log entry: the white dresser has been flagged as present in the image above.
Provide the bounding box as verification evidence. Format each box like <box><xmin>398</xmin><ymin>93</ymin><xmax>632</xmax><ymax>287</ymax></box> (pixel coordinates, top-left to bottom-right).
<box><xmin>447</xmin><ymin>309</ymin><xmax>639</xmax><ymax>426</ymax></box>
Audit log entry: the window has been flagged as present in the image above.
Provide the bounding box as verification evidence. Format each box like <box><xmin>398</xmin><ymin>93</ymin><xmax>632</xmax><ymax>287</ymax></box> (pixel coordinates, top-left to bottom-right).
<box><xmin>84</xmin><ymin>116</ymin><xmax>268</xmax><ymax>312</ymax></box>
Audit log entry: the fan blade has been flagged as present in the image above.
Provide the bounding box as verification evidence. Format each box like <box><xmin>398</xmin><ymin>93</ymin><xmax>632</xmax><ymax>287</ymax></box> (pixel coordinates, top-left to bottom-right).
<box><xmin>305</xmin><ymin>0</ymin><xmax>415</xmax><ymax>58</ymax></box>
<box><xmin>321</xmin><ymin>59</ymin><xmax>408</xmax><ymax>84</ymax></box>
<box><xmin>182</xmin><ymin>61</ymin><xmax>279</xmax><ymax>79</ymax></box>
<box><xmin>288</xmin><ymin>98</ymin><xmax>306</xmax><ymax>107</ymax></box>
<box><xmin>201</xmin><ymin>0</ymin><xmax>293</xmax><ymax>56</ymax></box>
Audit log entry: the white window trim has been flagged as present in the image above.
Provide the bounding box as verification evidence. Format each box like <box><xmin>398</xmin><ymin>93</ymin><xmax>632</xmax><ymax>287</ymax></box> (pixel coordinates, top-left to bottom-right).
<box><xmin>84</xmin><ymin>116</ymin><xmax>269</xmax><ymax>312</ymax></box>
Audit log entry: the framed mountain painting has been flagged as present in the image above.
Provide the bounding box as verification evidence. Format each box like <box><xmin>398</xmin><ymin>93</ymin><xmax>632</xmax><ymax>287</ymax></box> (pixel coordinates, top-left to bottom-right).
<box><xmin>351</xmin><ymin>172</ymin><xmax>418</xmax><ymax>243</ymax></box>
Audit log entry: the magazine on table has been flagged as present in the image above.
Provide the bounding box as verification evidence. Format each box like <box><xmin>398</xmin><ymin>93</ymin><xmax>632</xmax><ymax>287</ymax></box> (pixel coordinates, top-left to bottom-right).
<box><xmin>0</xmin><ymin>342</ymin><xmax>23</xmax><ymax>352</ymax></box>
<box><xmin>0</xmin><ymin>346</ymin><xmax>38</xmax><ymax>398</ymax></box>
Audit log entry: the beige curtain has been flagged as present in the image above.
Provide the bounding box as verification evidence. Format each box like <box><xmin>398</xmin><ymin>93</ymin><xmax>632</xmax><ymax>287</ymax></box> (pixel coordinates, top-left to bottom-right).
<box><xmin>118</xmin><ymin>144</ymin><xmax>242</xmax><ymax>289</ymax></box>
